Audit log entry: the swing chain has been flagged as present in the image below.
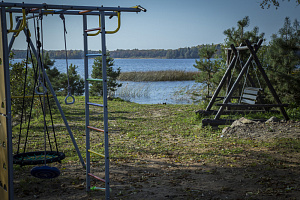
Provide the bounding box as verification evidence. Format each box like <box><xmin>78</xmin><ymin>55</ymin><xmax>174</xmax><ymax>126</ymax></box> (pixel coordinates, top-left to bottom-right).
<box><xmin>60</xmin><ymin>13</ymin><xmax>75</xmax><ymax>105</ymax></box>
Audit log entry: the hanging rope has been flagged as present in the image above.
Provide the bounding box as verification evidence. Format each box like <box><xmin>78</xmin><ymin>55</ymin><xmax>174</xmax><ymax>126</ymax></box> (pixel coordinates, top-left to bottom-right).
<box><xmin>60</xmin><ymin>13</ymin><xmax>75</xmax><ymax>105</ymax></box>
<box><xmin>13</xmin><ymin>10</ymin><xmax>65</xmax><ymax>178</ymax></box>
<box><xmin>18</xmin><ymin>18</ymin><xmax>55</xmax><ymax>157</ymax></box>
<box><xmin>252</xmin><ymin>61</ymin><xmax>262</xmax><ymax>89</ymax></box>
<box><xmin>17</xmin><ymin>26</ymin><xmax>30</xmax><ymax>155</ymax></box>
<box><xmin>226</xmin><ymin>51</ymin><xmax>238</xmax><ymax>95</ymax></box>
<box><xmin>239</xmin><ymin>58</ymin><xmax>251</xmax><ymax>104</ymax></box>
<box><xmin>35</xmin><ymin>12</ymin><xmax>47</xmax><ymax>95</ymax></box>
<box><xmin>39</xmin><ymin>11</ymin><xmax>48</xmax><ymax>166</ymax></box>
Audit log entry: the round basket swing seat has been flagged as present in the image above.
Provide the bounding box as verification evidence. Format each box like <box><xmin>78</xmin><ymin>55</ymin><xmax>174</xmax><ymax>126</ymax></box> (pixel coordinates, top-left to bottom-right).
<box><xmin>30</xmin><ymin>165</ymin><xmax>61</xmax><ymax>179</ymax></box>
<box><xmin>13</xmin><ymin>151</ymin><xmax>65</xmax><ymax>166</ymax></box>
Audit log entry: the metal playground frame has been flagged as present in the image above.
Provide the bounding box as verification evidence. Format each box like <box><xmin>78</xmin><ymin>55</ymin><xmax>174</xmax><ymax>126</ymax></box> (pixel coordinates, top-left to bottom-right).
<box><xmin>0</xmin><ymin>2</ymin><xmax>146</xmax><ymax>200</ymax></box>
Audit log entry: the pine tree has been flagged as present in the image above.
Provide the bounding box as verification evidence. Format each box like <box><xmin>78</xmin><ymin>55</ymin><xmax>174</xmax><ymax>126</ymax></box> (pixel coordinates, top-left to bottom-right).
<box><xmin>223</xmin><ymin>16</ymin><xmax>265</xmax><ymax>47</ymax></box>
<box><xmin>193</xmin><ymin>44</ymin><xmax>221</xmax><ymax>97</ymax></box>
<box><xmin>90</xmin><ymin>51</ymin><xmax>122</xmax><ymax>96</ymax></box>
<box><xmin>60</xmin><ymin>64</ymin><xmax>84</xmax><ymax>96</ymax></box>
<box><xmin>266</xmin><ymin>17</ymin><xmax>300</xmax><ymax>105</ymax></box>
<box><xmin>10</xmin><ymin>59</ymin><xmax>30</xmax><ymax>116</ymax></box>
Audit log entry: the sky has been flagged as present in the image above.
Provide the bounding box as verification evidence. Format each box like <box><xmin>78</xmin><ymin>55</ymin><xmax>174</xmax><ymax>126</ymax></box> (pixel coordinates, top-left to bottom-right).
<box><xmin>5</xmin><ymin>0</ymin><xmax>300</xmax><ymax>51</ymax></box>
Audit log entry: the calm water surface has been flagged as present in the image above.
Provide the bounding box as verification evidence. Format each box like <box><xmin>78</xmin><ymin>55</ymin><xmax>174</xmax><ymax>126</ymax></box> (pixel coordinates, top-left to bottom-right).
<box><xmin>11</xmin><ymin>58</ymin><xmax>202</xmax><ymax>104</ymax></box>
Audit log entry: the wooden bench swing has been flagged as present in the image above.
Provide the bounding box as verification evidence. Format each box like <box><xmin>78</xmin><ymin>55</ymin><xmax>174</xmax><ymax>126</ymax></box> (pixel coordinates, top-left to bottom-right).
<box><xmin>196</xmin><ymin>39</ymin><xmax>289</xmax><ymax>127</ymax></box>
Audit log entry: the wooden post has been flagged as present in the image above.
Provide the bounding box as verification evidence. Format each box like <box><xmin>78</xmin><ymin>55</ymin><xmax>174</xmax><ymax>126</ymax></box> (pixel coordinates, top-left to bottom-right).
<box><xmin>205</xmin><ymin>44</ymin><xmax>238</xmax><ymax>111</ymax></box>
<box><xmin>245</xmin><ymin>40</ymin><xmax>289</xmax><ymax>120</ymax></box>
<box><xmin>226</xmin><ymin>48</ymin><xmax>232</xmax><ymax>96</ymax></box>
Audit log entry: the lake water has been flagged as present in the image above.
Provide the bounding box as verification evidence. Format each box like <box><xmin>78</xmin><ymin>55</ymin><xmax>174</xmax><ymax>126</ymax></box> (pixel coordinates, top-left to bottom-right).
<box><xmin>10</xmin><ymin>58</ymin><xmax>202</xmax><ymax>104</ymax></box>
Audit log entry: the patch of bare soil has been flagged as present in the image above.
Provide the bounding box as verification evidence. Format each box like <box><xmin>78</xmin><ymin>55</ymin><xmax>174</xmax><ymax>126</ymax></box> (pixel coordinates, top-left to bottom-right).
<box><xmin>14</xmin><ymin>118</ymin><xmax>300</xmax><ymax>200</ymax></box>
<box><xmin>222</xmin><ymin>117</ymin><xmax>300</xmax><ymax>141</ymax></box>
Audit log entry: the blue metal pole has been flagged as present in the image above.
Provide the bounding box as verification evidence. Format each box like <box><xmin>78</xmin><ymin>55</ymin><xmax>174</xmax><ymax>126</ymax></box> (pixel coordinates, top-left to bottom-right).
<box><xmin>83</xmin><ymin>14</ymin><xmax>91</xmax><ymax>192</ymax></box>
<box><xmin>100</xmin><ymin>11</ymin><xmax>110</xmax><ymax>199</ymax></box>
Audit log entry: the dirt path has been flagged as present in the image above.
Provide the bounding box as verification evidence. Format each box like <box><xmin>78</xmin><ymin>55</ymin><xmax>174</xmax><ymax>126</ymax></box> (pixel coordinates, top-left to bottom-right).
<box><xmin>14</xmin><ymin>118</ymin><xmax>300</xmax><ymax>200</ymax></box>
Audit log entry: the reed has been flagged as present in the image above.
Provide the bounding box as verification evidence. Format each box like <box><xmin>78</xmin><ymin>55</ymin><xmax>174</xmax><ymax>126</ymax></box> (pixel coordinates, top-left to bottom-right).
<box><xmin>114</xmin><ymin>83</ymin><xmax>150</xmax><ymax>101</ymax></box>
<box><xmin>118</xmin><ymin>70</ymin><xmax>200</xmax><ymax>82</ymax></box>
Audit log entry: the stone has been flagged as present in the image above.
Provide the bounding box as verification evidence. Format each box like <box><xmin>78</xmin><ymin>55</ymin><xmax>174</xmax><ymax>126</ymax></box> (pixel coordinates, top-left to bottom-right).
<box><xmin>266</xmin><ymin>116</ymin><xmax>280</xmax><ymax>123</ymax></box>
<box><xmin>230</xmin><ymin>117</ymin><xmax>256</xmax><ymax>128</ymax></box>
<box><xmin>222</xmin><ymin>127</ymin><xmax>230</xmax><ymax>134</ymax></box>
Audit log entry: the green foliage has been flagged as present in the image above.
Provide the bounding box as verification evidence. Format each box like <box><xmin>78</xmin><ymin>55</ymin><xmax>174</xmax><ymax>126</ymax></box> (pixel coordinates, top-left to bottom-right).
<box><xmin>30</xmin><ymin>52</ymin><xmax>84</xmax><ymax>96</ymax></box>
<box><xmin>43</xmin><ymin>53</ymin><xmax>63</xmax><ymax>92</ymax></box>
<box><xmin>265</xmin><ymin>17</ymin><xmax>300</xmax><ymax>105</ymax></box>
<box><xmin>223</xmin><ymin>16</ymin><xmax>265</xmax><ymax>47</ymax></box>
<box><xmin>60</xmin><ymin>64</ymin><xmax>85</xmax><ymax>96</ymax></box>
<box><xmin>10</xmin><ymin>59</ymin><xmax>30</xmax><ymax>116</ymax></box>
<box><xmin>12</xmin><ymin>46</ymin><xmax>223</xmax><ymax>59</ymax></box>
<box><xmin>260</xmin><ymin>0</ymin><xmax>300</xmax><ymax>9</ymax></box>
<box><xmin>90</xmin><ymin>51</ymin><xmax>122</xmax><ymax>96</ymax></box>
<box><xmin>11</xmin><ymin>51</ymin><xmax>84</xmax><ymax>97</ymax></box>
<box><xmin>287</xmin><ymin>106</ymin><xmax>300</xmax><ymax>120</ymax></box>
<box><xmin>193</xmin><ymin>44</ymin><xmax>223</xmax><ymax>97</ymax></box>
<box><xmin>118</xmin><ymin>70</ymin><xmax>199</xmax><ymax>82</ymax></box>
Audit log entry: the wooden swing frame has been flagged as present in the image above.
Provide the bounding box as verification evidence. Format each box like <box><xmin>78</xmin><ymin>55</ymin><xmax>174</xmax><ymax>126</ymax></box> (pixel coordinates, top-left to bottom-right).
<box><xmin>196</xmin><ymin>39</ymin><xmax>289</xmax><ymax>127</ymax></box>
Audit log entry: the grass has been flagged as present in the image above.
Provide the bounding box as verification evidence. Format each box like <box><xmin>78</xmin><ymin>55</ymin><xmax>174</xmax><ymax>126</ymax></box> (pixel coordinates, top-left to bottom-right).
<box><xmin>11</xmin><ymin>96</ymin><xmax>300</xmax><ymax>170</ymax></box>
<box><xmin>118</xmin><ymin>70</ymin><xmax>200</xmax><ymax>81</ymax></box>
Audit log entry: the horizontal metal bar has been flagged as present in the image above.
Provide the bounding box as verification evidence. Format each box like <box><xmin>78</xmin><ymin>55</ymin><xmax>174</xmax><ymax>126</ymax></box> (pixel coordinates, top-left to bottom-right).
<box><xmin>86</xmin><ymin>54</ymin><xmax>102</xmax><ymax>57</ymax></box>
<box><xmin>88</xmin><ymin>173</ymin><xmax>106</xmax><ymax>183</ymax></box>
<box><xmin>86</xmin><ymin>78</ymin><xmax>103</xmax><ymax>82</ymax></box>
<box><xmin>11</xmin><ymin>94</ymin><xmax>53</xmax><ymax>99</ymax></box>
<box><xmin>87</xmin><ymin>126</ymin><xmax>104</xmax><ymax>132</ymax></box>
<box><xmin>88</xmin><ymin>149</ymin><xmax>105</xmax><ymax>158</ymax></box>
<box><xmin>7</xmin><ymin>8</ymin><xmax>118</xmax><ymax>16</ymax></box>
<box><xmin>85</xmin><ymin>27</ymin><xmax>101</xmax><ymax>32</ymax></box>
<box><xmin>1</xmin><ymin>3</ymin><xmax>143</xmax><ymax>12</ymax></box>
<box><xmin>87</xmin><ymin>102</ymin><xmax>104</xmax><ymax>107</ymax></box>
<box><xmin>54</xmin><ymin>9</ymin><xmax>65</xmax><ymax>13</ymax></box>
<box><xmin>79</xmin><ymin>10</ymin><xmax>92</xmax><ymax>14</ymax></box>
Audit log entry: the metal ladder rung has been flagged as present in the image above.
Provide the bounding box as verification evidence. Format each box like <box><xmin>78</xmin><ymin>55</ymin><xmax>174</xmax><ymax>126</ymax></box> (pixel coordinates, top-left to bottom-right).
<box><xmin>90</xmin><ymin>187</ymin><xmax>106</xmax><ymax>191</ymax></box>
<box><xmin>54</xmin><ymin>9</ymin><xmax>65</xmax><ymax>13</ymax></box>
<box><xmin>86</xmin><ymin>54</ymin><xmax>102</xmax><ymax>57</ymax></box>
<box><xmin>88</xmin><ymin>173</ymin><xmax>105</xmax><ymax>183</ymax></box>
<box><xmin>85</xmin><ymin>27</ymin><xmax>101</xmax><ymax>32</ymax></box>
<box><xmin>86</xmin><ymin>78</ymin><xmax>103</xmax><ymax>82</ymax></box>
<box><xmin>87</xmin><ymin>126</ymin><xmax>104</xmax><ymax>132</ymax></box>
<box><xmin>87</xmin><ymin>102</ymin><xmax>104</xmax><ymax>107</ymax></box>
<box><xmin>79</xmin><ymin>10</ymin><xmax>92</xmax><ymax>14</ymax></box>
<box><xmin>88</xmin><ymin>149</ymin><xmax>105</xmax><ymax>158</ymax></box>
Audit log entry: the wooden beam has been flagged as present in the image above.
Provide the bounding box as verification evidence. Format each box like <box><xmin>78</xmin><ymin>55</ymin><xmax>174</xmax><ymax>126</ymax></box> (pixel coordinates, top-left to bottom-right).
<box><xmin>205</xmin><ymin>44</ymin><xmax>238</xmax><ymax>111</ymax></box>
<box><xmin>245</xmin><ymin>40</ymin><xmax>289</xmax><ymax>120</ymax></box>
<box><xmin>216</xmin><ymin>103</ymin><xmax>289</xmax><ymax>108</ymax></box>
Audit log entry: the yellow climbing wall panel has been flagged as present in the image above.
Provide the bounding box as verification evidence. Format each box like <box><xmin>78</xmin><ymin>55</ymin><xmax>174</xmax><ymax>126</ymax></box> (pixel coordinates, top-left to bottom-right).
<box><xmin>0</xmin><ymin>11</ymin><xmax>9</xmax><ymax>200</ymax></box>
<box><xmin>0</xmin><ymin>116</ymin><xmax>8</xmax><ymax>199</ymax></box>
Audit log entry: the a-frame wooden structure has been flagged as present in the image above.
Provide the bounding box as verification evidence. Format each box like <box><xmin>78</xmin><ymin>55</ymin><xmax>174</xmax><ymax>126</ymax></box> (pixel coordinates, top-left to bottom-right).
<box><xmin>196</xmin><ymin>39</ymin><xmax>289</xmax><ymax>127</ymax></box>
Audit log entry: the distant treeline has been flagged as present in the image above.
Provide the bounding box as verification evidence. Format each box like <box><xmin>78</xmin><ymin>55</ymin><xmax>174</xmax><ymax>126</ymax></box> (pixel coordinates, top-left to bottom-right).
<box><xmin>11</xmin><ymin>44</ymin><xmax>221</xmax><ymax>59</ymax></box>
